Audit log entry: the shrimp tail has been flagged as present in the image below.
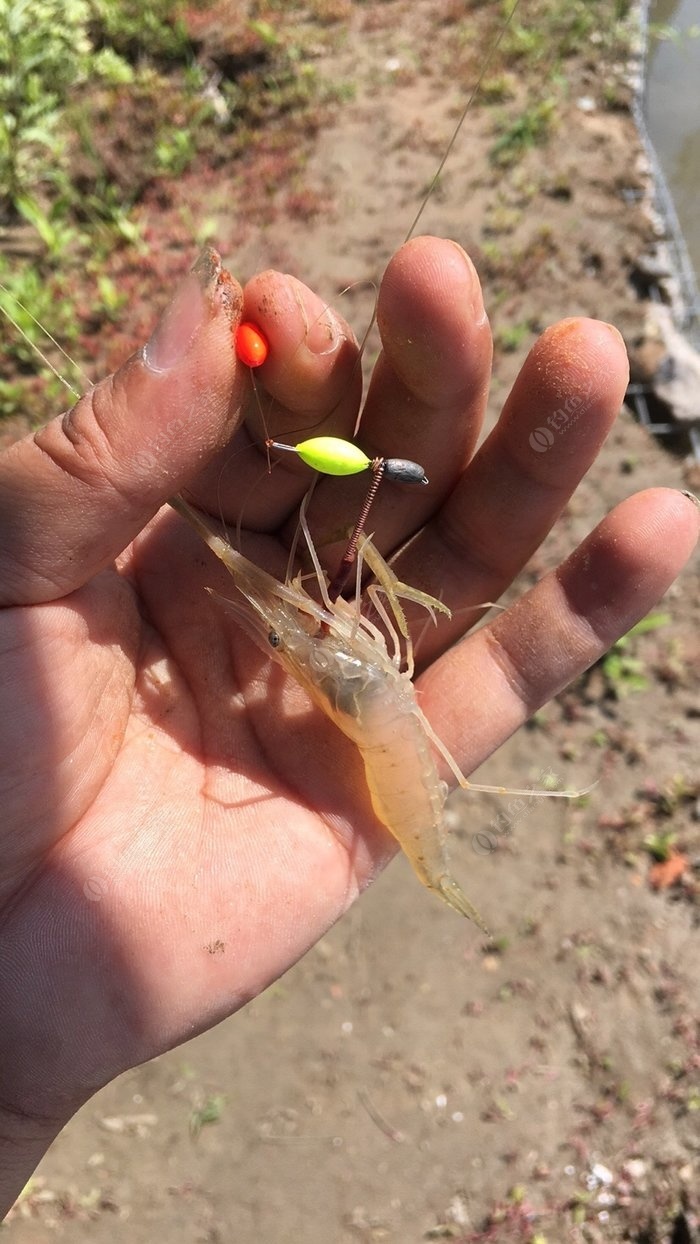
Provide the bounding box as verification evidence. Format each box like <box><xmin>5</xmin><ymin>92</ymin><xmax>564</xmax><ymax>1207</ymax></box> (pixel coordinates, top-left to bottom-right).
<box><xmin>435</xmin><ymin>876</ymin><xmax>491</xmax><ymax>935</ymax></box>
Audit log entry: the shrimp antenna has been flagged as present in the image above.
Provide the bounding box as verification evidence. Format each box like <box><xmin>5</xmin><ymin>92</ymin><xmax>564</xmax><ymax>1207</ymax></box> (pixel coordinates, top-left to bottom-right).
<box><xmin>0</xmin><ymin>281</ymin><xmax>87</xmax><ymax>399</ymax></box>
<box><xmin>402</xmin><ymin>0</ymin><xmax>522</xmax><ymax>246</ymax></box>
<box><xmin>351</xmin><ymin>0</ymin><xmax>523</xmax><ymax>380</ymax></box>
<box><xmin>235</xmin><ymin>1</ymin><xmax>523</xmax><ymax>589</ymax></box>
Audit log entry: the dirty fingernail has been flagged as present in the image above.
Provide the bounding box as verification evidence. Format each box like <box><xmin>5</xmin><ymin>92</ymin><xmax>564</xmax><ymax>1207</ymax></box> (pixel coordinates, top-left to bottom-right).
<box><xmin>143</xmin><ymin>272</ymin><xmax>206</xmax><ymax>373</ymax></box>
<box><xmin>287</xmin><ymin>276</ymin><xmax>344</xmax><ymax>356</ymax></box>
<box><xmin>307</xmin><ymin>305</ymin><xmax>343</xmax><ymax>355</ymax></box>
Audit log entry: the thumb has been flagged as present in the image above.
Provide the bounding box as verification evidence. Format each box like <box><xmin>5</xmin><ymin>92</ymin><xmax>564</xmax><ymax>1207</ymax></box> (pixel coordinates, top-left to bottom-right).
<box><xmin>0</xmin><ymin>249</ymin><xmax>245</xmax><ymax>606</ymax></box>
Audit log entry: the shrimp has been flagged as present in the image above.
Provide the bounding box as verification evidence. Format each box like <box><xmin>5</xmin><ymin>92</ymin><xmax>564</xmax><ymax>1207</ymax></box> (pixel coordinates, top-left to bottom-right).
<box><xmin>1</xmin><ymin>1</ymin><xmax>592</xmax><ymax>931</ymax></box>
<box><xmin>169</xmin><ymin>493</ymin><xmax>585</xmax><ymax>932</ymax></box>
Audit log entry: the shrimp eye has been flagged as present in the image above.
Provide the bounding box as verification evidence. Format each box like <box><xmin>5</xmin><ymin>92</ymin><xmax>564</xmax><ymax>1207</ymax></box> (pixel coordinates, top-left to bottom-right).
<box><xmin>268</xmin><ymin>630</ymin><xmax>281</xmax><ymax>648</ymax></box>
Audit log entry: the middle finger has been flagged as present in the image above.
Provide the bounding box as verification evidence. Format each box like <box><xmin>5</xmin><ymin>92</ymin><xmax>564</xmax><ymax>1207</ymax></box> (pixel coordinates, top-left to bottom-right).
<box><xmin>300</xmin><ymin>236</ymin><xmax>493</xmax><ymax>563</ymax></box>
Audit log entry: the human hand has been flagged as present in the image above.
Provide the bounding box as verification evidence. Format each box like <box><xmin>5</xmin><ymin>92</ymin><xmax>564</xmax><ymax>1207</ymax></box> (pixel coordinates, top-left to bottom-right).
<box><xmin>0</xmin><ymin>239</ymin><xmax>697</xmax><ymax>1212</ymax></box>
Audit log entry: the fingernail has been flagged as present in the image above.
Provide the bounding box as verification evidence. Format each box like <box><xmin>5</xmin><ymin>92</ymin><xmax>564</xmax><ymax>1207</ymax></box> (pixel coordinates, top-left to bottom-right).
<box><xmin>680</xmin><ymin>489</ymin><xmax>700</xmax><ymax>510</ymax></box>
<box><xmin>287</xmin><ymin>277</ymin><xmax>344</xmax><ymax>356</ymax></box>
<box><xmin>191</xmin><ymin>246</ymin><xmax>222</xmax><ymax>290</ymax></box>
<box><xmin>308</xmin><ymin>306</ymin><xmax>343</xmax><ymax>355</ymax></box>
<box><xmin>448</xmin><ymin>240</ymin><xmax>485</xmax><ymax>323</ymax></box>
<box><xmin>143</xmin><ymin>272</ymin><xmax>207</xmax><ymax>373</ymax></box>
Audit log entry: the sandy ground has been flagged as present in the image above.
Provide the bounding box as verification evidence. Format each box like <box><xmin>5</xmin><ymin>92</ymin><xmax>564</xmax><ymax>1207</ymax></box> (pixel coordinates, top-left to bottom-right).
<box><xmin>3</xmin><ymin>2</ymin><xmax>700</xmax><ymax>1240</ymax></box>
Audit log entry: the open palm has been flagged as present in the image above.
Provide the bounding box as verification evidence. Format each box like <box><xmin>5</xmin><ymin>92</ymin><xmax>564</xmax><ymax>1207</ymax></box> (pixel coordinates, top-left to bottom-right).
<box><xmin>0</xmin><ymin>240</ymin><xmax>697</xmax><ymax>1145</ymax></box>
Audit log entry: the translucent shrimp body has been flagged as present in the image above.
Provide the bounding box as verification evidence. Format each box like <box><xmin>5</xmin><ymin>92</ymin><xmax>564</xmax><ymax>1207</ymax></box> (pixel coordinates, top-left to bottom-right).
<box><xmin>170</xmin><ymin>495</ymin><xmax>488</xmax><ymax>929</ymax></box>
<box><xmin>333</xmin><ymin>660</ymin><xmax>486</xmax><ymax>927</ymax></box>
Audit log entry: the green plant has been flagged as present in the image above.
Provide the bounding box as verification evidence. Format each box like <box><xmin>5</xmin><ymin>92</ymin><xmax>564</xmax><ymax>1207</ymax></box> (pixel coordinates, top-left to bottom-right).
<box><xmin>0</xmin><ymin>262</ymin><xmax>79</xmax><ymax>371</ymax></box>
<box><xmin>88</xmin><ymin>0</ymin><xmax>191</xmax><ymax>62</ymax></box>
<box><xmin>155</xmin><ymin>127</ymin><xmax>197</xmax><ymax>176</ymax></box>
<box><xmin>648</xmin><ymin>20</ymin><xmax>700</xmax><ymax>44</ymax></box>
<box><xmin>491</xmin><ymin>96</ymin><xmax>556</xmax><ymax>166</ymax></box>
<box><xmin>499</xmin><ymin>0</ymin><xmax>630</xmax><ymax>66</ymax></box>
<box><xmin>478</xmin><ymin>72</ymin><xmax>516</xmax><ymax>104</ymax></box>
<box><xmin>599</xmin><ymin>611</ymin><xmax>671</xmax><ymax>698</ymax></box>
<box><xmin>189</xmin><ymin>1094</ymin><xmax>226</xmax><ymax>1139</ymax></box>
<box><xmin>643</xmin><ymin>830</ymin><xmax>676</xmax><ymax>863</ymax></box>
<box><xmin>0</xmin><ymin>256</ymin><xmax>88</xmax><ymax>424</ymax></box>
<box><xmin>0</xmin><ymin>0</ymin><xmax>143</xmax><ymax>235</ymax></box>
<box><xmin>11</xmin><ymin>194</ymin><xmax>79</xmax><ymax>257</ymax></box>
<box><xmin>648</xmin><ymin>774</ymin><xmax>697</xmax><ymax>816</ymax></box>
<box><xmin>0</xmin><ymin>0</ymin><xmax>201</xmax><ymax>243</ymax></box>
<box><xmin>477</xmin><ymin>0</ymin><xmax>634</xmax><ymax>172</ymax></box>
<box><xmin>495</xmin><ymin>320</ymin><xmax>532</xmax><ymax>352</ymax></box>
<box><xmin>0</xmin><ymin>0</ymin><xmax>91</xmax><ymax>217</ymax></box>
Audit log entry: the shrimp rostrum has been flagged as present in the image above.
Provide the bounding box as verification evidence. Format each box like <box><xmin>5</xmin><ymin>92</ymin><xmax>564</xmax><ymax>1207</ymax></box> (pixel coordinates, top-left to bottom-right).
<box><xmin>169</xmin><ymin>494</ymin><xmax>584</xmax><ymax>934</ymax></box>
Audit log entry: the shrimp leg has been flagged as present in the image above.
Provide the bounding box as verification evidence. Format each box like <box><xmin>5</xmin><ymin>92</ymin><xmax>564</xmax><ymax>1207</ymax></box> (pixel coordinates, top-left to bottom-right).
<box><xmin>359</xmin><ymin>535</ymin><xmax>451</xmax><ymax>633</ymax></box>
<box><xmin>412</xmin><ymin>700</ymin><xmax>595</xmax><ymax>800</ymax></box>
<box><xmin>358</xmin><ymin>538</ymin><xmax>593</xmax><ymax>801</ymax></box>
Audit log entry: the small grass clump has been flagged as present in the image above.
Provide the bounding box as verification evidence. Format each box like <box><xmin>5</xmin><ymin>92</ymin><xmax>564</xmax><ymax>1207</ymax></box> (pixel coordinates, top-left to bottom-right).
<box><xmin>490</xmin><ymin>97</ymin><xmax>557</xmax><ymax>166</ymax></box>
<box><xmin>598</xmin><ymin>612</ymin><xmax>671</xmax><ymax>699</ymax></box>
<box><xmin>0</xmin><ymin>0</ymin><xmax>343</xmax><ymax>423</ymax></box>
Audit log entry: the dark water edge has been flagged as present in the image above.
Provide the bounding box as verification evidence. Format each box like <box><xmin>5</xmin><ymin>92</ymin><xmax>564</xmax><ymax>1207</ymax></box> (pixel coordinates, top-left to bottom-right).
<box><xmin>647</xmin><ymin>0</ymin><xmax>700</xmax><ymax>281</ymax></box>
<box><xmin>635</xmin><ymin>0</ymin><xmax>700</xmax><ymax>339</ymax></box>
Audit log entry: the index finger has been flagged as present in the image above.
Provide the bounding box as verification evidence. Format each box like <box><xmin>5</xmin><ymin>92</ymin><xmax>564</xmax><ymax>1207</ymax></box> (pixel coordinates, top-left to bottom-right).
<box><xmin>189</xmin><ymin>270</ymin><xmax>363</xmax><ymax>533</ymax></box>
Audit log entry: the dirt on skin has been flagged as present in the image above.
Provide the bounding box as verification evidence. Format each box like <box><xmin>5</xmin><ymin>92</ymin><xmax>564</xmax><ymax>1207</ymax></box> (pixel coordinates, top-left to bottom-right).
<box><xmin>4</xmin><ymin>2</ymin><xmax>700</xmax><ymax>1241</ymax></box>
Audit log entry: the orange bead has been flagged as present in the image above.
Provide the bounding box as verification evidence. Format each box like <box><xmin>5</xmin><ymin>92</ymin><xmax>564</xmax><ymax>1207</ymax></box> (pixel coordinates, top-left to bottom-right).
<box><xmin>235</xmin><ymin>321</ymin><xmax>269</xmax><ymax>368</ymax></box>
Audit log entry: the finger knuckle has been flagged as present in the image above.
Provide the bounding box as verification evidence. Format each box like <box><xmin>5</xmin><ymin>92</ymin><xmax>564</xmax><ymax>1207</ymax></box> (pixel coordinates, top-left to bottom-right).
<box><xmin>34</xmin><ymin>378</ymin><xmax>134</xmax><ymax>501</ymax></box>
